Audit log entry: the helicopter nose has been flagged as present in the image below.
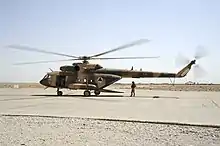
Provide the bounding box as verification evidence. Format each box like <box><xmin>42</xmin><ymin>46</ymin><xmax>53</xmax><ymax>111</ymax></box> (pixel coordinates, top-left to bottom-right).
<box><xmin>39</xmin><ymin>78</ymin><xmax>49</xmax><ymax>86</ymax></box>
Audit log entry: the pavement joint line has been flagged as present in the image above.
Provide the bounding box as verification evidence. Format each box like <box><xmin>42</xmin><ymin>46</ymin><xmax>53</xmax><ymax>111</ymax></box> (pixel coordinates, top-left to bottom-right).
<box><xmin>1</xmin><ymin>113</ymin><xmax>220</xmax><ymax>128</ymax></box>
<box><xmin>210</xmin><ymin>99</ymin><xmax>220</xmax><ymax>109</ymax></box>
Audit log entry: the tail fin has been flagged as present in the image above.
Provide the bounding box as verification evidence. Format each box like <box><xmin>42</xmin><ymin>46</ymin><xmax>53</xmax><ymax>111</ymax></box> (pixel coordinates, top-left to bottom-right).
<box><xmin>176</xmin><ymin>60</ymin><xmax>196</xmax><ymax>77</ymax></box>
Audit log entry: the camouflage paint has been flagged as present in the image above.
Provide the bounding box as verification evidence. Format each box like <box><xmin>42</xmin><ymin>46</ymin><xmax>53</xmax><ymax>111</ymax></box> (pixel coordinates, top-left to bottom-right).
<box><xmin>39</xmin><ymin>59</ymin><xmax>195</xmax><ymax>92</ymax></box>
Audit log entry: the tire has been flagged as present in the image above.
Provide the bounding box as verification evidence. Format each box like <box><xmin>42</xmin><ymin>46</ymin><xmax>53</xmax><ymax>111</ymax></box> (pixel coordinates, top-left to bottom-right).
<box><xmin>84</xmin><ymin>90</ymin><xmax>91</xmax><ymax>96</ymax></box>
<box><xmin>57</xmin><ymin>91</ymin><xmax>63</xmax><ymax>96</ymax></box>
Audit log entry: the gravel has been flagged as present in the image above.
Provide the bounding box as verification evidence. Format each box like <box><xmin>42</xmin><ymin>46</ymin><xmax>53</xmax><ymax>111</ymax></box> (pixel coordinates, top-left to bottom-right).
<box><xmin>0</xmin><ymin>115</ymin><xmax>220</xmax><ymax>146</ymax></box>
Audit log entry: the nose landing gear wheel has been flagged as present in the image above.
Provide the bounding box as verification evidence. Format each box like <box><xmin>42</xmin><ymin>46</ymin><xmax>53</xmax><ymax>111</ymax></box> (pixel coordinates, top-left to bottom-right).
<box><xmin>84</xmin><ymin>90</ymin><xmax>91</xmax><ymax>96</ymax></box>
<box><xmin>57</xmin><ymin>91</ymin><xmax>63</xmax><ymax>96</ymax></box>
<box><xmin>57</xmin><ymin>88</ymin><xmax>63</xmax><ymax>96</ymax></box>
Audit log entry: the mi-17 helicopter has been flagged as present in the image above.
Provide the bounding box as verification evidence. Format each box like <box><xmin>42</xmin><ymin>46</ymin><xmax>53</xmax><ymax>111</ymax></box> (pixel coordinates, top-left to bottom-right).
<box><xmin>7</xmin><ymin>39</ymin><xmax>206</xmax><ymax>96</ymax></box>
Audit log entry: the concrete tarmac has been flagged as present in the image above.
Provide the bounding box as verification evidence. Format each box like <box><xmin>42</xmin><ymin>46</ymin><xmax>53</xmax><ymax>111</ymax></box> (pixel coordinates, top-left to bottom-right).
<box><xmin>0</xmin><ymin>88</ymin><xmax>220</xmax><ymax>126</ymax></box>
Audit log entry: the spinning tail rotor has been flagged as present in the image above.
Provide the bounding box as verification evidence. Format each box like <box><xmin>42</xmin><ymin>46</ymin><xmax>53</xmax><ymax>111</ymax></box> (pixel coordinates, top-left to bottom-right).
<box><xmin>175</xmin><ymin>45</ymin><xmax>208</xmax><ymax>79</ymax></box>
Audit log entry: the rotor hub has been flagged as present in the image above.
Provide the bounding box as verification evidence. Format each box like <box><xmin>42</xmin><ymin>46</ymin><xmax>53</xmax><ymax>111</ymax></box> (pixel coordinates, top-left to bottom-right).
<box><xmin>191</xmin><ymin>59</ymin><xmax>196</xmax><ymax>65</ymax></box>
<box><xmin>83</xmin><ymin>60</ymin><xmax>89</xmax><ymax>64</ymax></box>
<box><xmin>80</xmin><ymin>56</ymin><xmax>89</xmax><ymax>60</ymax></box>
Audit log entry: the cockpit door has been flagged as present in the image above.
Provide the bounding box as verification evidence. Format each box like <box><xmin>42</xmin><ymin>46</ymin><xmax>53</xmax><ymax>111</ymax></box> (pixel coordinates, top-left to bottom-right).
<box><xmin>56</xmin><ymin>75</ymin><xmax>66</xmax><ymax>88</ymax></box>
<box><xmin>50</xmin><ymin>75</ymin><xmax>57</xmax><ymax>87</ymax></box>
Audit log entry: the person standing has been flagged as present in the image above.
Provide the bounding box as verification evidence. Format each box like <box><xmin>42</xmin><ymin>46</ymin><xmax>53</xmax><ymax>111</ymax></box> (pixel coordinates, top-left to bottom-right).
<box><xmin>130</xmin><ymin>81</ymin><xmax>136</xmax><ymax>97</ymax></box>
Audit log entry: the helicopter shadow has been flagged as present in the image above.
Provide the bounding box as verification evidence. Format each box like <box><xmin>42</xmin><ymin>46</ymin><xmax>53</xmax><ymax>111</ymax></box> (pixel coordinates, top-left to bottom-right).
<box><xmin>0</xmin><ymin>95</ymin><xmax>55</xmax><ymax>102</ymax></box>
<box><xmin>0</xmin><ymin>94</ymin><xmax>179</xmax><ymax>103</ymax></box>
<box><xmin>31</xmin><ymin>94</ymin><xmax>124</xmax><ymax>97</ymax></box>
<box><xmin>31</xmin><ymin>94</ymin><xmax>125</xmax><ymax>102</ymax></box>
<box><xmin>31</xmin><ymin>94</ymin><xmax>179</xmax><ymax>99</ymax></box>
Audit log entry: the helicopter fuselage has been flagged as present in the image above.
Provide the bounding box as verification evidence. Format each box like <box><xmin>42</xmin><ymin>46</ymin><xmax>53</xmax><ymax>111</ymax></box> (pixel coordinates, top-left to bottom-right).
<box><xmin>40</xmin><ymin>62</ymin><xmax>122</xmax><ymax>91</ymax></box>
<box><xmin>40</xmin><ymin>59</ymin><xmax>194</xmax><ymax>93</ymax></box>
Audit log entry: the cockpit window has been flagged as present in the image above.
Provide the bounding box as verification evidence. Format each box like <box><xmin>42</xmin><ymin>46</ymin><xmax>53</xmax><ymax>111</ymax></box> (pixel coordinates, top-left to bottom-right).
<box><xmin>95</xmin><ymin>64</ymin><xmax>102</xmax><ymax>69</ymax></box>
<box><xmin>43</xmin><ymin>74</ymin><xmax>51</xmax><ymax>79</ymax></box>
<box><xmin>43</xmin><ymin>74</ymin><xmax>48</xmax><ymax>79</ymax></box>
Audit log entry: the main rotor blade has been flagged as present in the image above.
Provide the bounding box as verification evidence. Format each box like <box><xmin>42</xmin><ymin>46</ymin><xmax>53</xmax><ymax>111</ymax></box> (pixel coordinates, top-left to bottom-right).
<box><xmin>6</xmin><ymin>45</ymin><xmax>79</xmax><ymax>58</ymax></box>
<box><xmin>12</xmin><ymin>59</ymin><xmax>75</xmax><ymax>65</ymax></box>
<box><xmin>90</xmin><ymin>39</ymin><xmax>150</xmax><ymax>58</ymax></box>
<box><xmin>90</xmin><ymin>56</ymin><xmax>160</xmax><ymax>60</ymax></box>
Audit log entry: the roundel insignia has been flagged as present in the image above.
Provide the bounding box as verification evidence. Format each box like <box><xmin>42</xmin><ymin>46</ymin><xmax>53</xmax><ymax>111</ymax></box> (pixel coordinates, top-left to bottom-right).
<box><xmin>97</xmin><ymin>77</ymin><xmax>103</xmax><ymax>82</ymax></box>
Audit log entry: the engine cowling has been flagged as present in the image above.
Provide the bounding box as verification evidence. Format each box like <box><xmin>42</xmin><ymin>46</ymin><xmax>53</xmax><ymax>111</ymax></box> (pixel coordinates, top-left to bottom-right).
<box><xmin>60</xmin><ymin>65</ymin><xmax>80</xmax><ymax>72</ymax></box>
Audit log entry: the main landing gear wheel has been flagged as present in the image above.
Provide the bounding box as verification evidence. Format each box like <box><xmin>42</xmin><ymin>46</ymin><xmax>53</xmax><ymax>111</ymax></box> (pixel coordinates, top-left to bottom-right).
<box><xmin>57</xmin><ymin>91</ymin><xmax>63</xmax><ymax>96</ymax></box>
<box><xmin>84</xmin><ymin>90</ymin><xmax>91</xmax><ymax>96</ymax></box>
<box><xmin>94</xmin><ymin>90</ymin><xmax>101</xmax><ymax>96</ymax></box>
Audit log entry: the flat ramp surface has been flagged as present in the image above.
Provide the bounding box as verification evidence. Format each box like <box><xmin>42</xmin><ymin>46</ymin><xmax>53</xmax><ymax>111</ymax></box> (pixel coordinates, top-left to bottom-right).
<box><xmin>0</xmin><ymin>88</ymin><xmax>220</xmax><ymax>126</ymax></box>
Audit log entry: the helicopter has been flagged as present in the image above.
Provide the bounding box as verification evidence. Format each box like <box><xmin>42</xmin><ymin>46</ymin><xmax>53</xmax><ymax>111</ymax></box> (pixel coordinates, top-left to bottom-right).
<box><xmin>6</xmin><ymin>39</ymin><xmax>205</xmax><ymax>96</ymax></box>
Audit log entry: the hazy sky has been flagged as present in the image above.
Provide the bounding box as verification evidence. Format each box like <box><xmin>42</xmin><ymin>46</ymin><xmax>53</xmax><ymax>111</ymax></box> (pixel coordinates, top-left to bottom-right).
<box><xmin>0</xmin><ymin>0</ymin><xmax>219</xmax><ymax>83</ymax></box>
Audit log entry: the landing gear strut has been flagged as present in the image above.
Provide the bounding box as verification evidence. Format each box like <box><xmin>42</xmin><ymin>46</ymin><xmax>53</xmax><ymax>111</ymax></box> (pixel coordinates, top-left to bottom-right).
<box><xmin>94</xmin><ymin>90</ymin><xmax>101</xmax><ymax>96</ymax></box>
<box><xmin>57</xmin><ymin>88</ymin><xmax>63</xmax><ymax>96</ymax></box>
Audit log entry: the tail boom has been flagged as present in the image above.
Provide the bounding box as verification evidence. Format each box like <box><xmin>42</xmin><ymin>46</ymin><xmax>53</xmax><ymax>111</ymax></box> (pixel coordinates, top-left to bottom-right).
<box><xmin>119</xmin><ymin>60</ymin><xmax>195</xmax><ymax>78</ymax></box>
<box><xmin>93</xmin><ymin>60</ymin><xmax>195</xmax><ymax>78</ymax></box>
<box><xmin>176</xmin><ymin>60</ymin><xmax>196</xmax><ymax>78</ymax></box>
